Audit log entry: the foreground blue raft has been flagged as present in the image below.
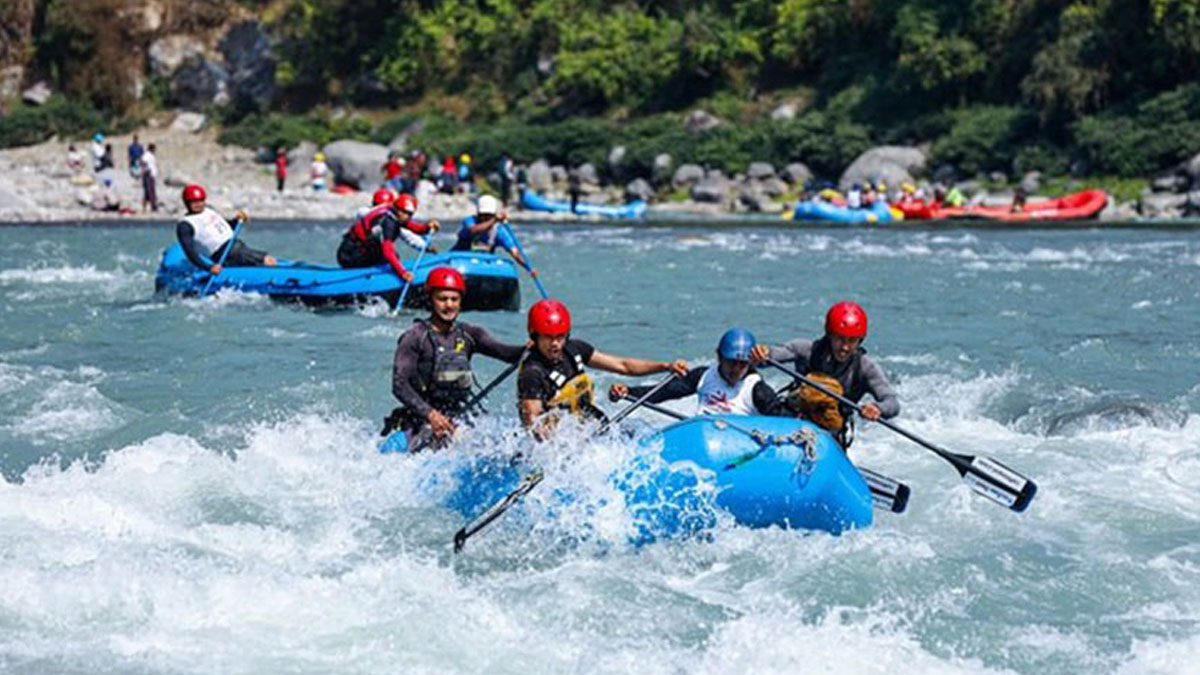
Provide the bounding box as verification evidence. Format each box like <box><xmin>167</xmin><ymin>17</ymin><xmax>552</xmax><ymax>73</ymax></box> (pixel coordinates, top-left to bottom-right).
<box><xmin>789</xmin><ymin>199</ymin><xmax>896</xmax><ymax>224</ymax></box>
<box><xmin>154</xmin><ymin>244</ymin><xmax>520</xmax><ymax>310</ymax></box>
<box><xmin>383</xmin><ymin>415</ymin><xmax>874</xmax><ymax>540</ymax></box>
<box><xmin>521</xmin><ymin>189</ymin><xmax>648</xmax><ymax>219</ymax></box>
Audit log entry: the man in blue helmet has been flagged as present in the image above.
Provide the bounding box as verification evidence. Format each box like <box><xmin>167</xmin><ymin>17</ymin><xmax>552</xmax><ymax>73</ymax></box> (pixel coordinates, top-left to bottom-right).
<box><xmin>607</xmin><ymin>328</ymin><xmax>786</xmax><ymax>416</ymax></box>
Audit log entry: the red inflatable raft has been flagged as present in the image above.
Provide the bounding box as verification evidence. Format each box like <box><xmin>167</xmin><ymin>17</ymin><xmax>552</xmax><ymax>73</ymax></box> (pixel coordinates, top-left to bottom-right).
<box><xmin>895</xmin><ymin>189</ymin><xmax>1109</xmax><ymax>222</ymax></box>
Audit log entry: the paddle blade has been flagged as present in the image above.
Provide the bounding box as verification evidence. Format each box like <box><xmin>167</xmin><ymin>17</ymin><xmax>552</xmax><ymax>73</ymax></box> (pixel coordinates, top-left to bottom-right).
<box><xmin>961</xmin><ymin>456</ymin><xmax>1037</xmax><ymax>513</ymax></box>
<box><xmin>858</xmin><ymin>467</ymin><xmax>910</xmax><ymax>514</ymax></box>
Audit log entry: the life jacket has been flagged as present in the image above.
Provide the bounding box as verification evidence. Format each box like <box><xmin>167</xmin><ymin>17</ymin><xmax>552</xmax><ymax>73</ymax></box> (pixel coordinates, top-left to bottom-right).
<box><xmin>413</xmin><ymin>319</ymin><xmax>476</xmax><ymax>414</ymax></box>
<box><xmin>348</xmin><ymin>204</ymin><xmax>393</xmax><ymax>244</ymax></box>
<box><xmin>788</xmin><ymin>337</ymin><xmax>867</xmax><ymax>446</ymax></box>
<box><xmin>182</xmin><ymin>207</ymin><xmax>233</xmax><ymax>258</ymax></box>
<box><xmin>696</xmin><ymin>366</ymin><xmax>760</xmax><ymax>416</ymax></box>
<box><xmin>542</xmin><ymin>345</ymin><xmax>606</xmax><ymax>421</ymax></box>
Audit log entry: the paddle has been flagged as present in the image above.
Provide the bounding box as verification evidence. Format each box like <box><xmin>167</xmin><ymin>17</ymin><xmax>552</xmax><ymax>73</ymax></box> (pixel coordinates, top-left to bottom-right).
<box><xmin>622</xmin><ymin>395</ymin><xmax>910</xmax><ymax>514</ymax></box>
<box><xmin>395</xmin><ymin>233</ymin><xmax>433</xmax><ymax>310</ymax></box>
<box><xmin>500</xmin><ymin>222</ymin><xmax>548</xmax><ymax>299</ymax></box>
<box><xmin>452</xmin><ymin>373</ymin><xmax>678</xmax><ymax>553</ymax></box>
<box><xmin>200</xmin><ymin>215</ymin><xmax>245</xmax><ymax>296</ymax></box>
<box><xmin>766</xmin><ymin>359</ymin><xmax>1037</xmax><ymax>512</ymax></box>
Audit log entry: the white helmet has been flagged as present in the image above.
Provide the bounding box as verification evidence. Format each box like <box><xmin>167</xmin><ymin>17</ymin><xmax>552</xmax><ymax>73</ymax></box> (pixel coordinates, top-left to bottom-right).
<box><xmin>476</xmin><ymin>194</ymin><xmax>500</xmax><ymax>216</ymax></box>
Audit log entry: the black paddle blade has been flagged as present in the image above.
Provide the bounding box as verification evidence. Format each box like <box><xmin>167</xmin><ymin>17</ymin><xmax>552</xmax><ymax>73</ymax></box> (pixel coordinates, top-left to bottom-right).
<box><xmin>960</xmin><ymin>456</ymin><xmax>1038</xmax><ymax>513</ymax></box>
<box><xmin>858</xmin><ymin>467</ymin><xmax>911</xmax><ymax>514</ymax></box>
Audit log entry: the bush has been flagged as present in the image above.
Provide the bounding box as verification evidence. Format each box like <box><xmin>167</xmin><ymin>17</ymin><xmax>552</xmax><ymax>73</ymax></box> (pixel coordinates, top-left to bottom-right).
<box><xmin>217</xmin><ymin>111</ymin><xmax>372</xmax><ymax>150</ymax></box>
<box><xmin>1073</xmin><ymin>84</ymin><xmax>1200</xmax><ymax>177</ymax></box>
<box><xmin>929</xmin><ymin>105</ymin><xmax>1034</xmax><ymax>176</ymax></box>
<box><xmin>0</xmin><ymin>98</ymin><xmax>107</xmax><ymax>148</ymax></box>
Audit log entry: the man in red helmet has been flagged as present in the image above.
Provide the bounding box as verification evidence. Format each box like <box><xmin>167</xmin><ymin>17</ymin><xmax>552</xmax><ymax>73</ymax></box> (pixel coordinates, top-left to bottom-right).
<box><xmin>176</xmin><ymin>184</ymin><xmax>277</xmax><ymax>274</ymax></box>
<box><xmin>337</xmin><ymin>192</ymin><xmax>440</xmax><ymax>282</ymax></box>
<box><xmin>750</xmin><ymin>300</ymin><xmax>898</xmax><ymax>444</ymax></box>
<box><xmin>388</xmin><ymin>266</ymin><xmax>527</xmax><ymax>447</ymax></box>
<box><xmin>517</xmin><ymin>298</ymin><xmax>688</xmax><ymax>439</ymax></box>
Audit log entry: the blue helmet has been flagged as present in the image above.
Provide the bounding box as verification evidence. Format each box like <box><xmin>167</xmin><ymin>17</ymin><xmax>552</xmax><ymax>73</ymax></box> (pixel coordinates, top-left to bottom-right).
<box><xmin>717</xmin><ymin>328</ymin><xmax>756</xmax><ymax>362</ymax></box>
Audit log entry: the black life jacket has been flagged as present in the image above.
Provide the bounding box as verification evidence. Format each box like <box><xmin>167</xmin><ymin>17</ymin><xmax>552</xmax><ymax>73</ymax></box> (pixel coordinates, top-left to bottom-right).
<box><xmin>414</xmin><ymin>319</ymin><xmax>475</xmax><ymax>414</ymax></box>
<box><xmin>542</xmin><ymin>344</ymin><xmax>606</xmax><ymax>422</ymax></box>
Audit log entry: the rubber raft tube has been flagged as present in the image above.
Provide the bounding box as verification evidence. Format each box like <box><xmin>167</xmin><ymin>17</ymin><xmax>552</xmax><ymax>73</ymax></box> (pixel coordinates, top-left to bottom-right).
<box><xmin>521</xmin><ymin>189</ymin><xmax>648</xmax><ymax>219</ymax></box>
<box><xmin>381</xmin><ymin>414</ymin><xmax>874</xmax><ymax>541</ymax></box>
<box><xmin>789</xmin><ymin>199</ymin><xmax>897</xmax><ymax>223</ymax></box>
<box><xmin>894</xmin><ymin>189</ymin><xmax>1109</xmax><ymax>222</ymax></box>
<box><xmin>154</xmin><ymin>244</ymin><xmax>521</xmax><ymax>311</ymax></box>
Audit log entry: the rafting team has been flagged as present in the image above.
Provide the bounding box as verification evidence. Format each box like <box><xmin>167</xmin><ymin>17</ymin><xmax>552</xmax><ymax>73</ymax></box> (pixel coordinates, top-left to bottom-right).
<box><xmin>173</xmin><ymin>183</ymin><xmax>898</xmax><ymax>450</ymax></box>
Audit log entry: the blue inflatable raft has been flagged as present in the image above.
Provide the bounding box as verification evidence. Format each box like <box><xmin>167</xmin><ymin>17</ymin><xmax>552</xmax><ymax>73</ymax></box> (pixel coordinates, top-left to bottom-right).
<box><xmin>521</xmin><ymin>189</ymin><xmax>648</xmax><ymax>219</ymax></box>
<box><xmin>383</xmin><ymin>414</ymin><xmax>874</xmax><ymax>541</ymax></box>
<box><xmin>154</xmin><ymin>243</ymin><xmax>521</xmax><ymax>310</ymax></box>
<box><xmin>789</xmin><ymin>199</ymin><xmax>896</xmax><ymax>224</ymax></box>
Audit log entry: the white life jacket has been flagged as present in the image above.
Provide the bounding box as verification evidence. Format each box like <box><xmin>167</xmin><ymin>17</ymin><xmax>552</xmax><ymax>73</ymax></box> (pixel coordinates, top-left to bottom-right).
<box><xmin>696</xmin><ymin>366</ymin><xmax>761</xmax><ymax>416</ymax></box>
<box><xmin>183</xmin><ymin>207</ymin><xmax>233</xmax><ymax>257</ymax></box>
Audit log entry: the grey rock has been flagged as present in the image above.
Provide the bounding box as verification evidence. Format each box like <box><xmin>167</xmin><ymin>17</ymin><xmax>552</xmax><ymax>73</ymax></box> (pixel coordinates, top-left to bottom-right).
<box><xmin>162</xmin><ymin>173</ymin><xmax>195</xmax><ymax>188</ymax></box>
<box><xmin>1183</xmin><ymin>152</ymin><xmax>1200</xmax><ymax>182</ymax></box>
<box><xmin>1019</xmin><ymin>171</ymin><xmax>1041</xmax><ymax>195</ymax></box>
<box><xmin>691</xmin><ymin>176</ymin><xmax>730</xmax><ymax>203</ymax></box>
<box><xmin>288</xmin><ymin>141</ymin><xmax>317</xmax><ymax>165</ymax></box>
<box><xmin>322</xmin><ymin>139</ymin><xmax>389</xmax><ymax>189</ymax></box>
<box><xmin>170</xmin><ymin>111</ymin><xmax>207</xmax><ymax>133</ymax></box>
<box><xmin>537</xmin><ymin>54</ymin><xmax>555</xmax><ymax>76</ymax></box>
<box><xmin>672</xmin><ymin>164</ymin><xmax>704</xmax><ymax>189</ymax></box>
<box><xmin>684</xmin><ymin>109</ymin><xmax>721</xmax><ymax>134</ymax></box>
<box><xmin>625</xmin><ymin>178</ymin><xmax>654</xmax><ymax>202</ymax></box>
<box><xmin>705</xmin><ymin>168</ymin><xmax>726</xmax><ymax>180</ymax></box>
<box><xmin>170</xmin><ymin>57</ymin><xmax>230</xmax><ymax>109</ymax></box>
<box><xmin>1098</xmin><ymin>200</ymin><xmax>1138</xmax><ymax>222</ymax></box>
<box><xmin>550</xmin><ymin>165</ymin><xmax>568</xmax><ymax>184</ymax></box>
<box><xmin>1152</xmin><ymin>174</ymin><xmax>1186</xmax><ymax>193</ymax></box>
<box><xmin>932</xmin><ymin>164</ymin><xmax>958</xmax><ymax>185</ymax></box>
<box><xmin>220</xmin><ymin>22</ymin><xmax>276</xmax><ymax>111</ymax></box>
<box><xmin>576</xmin><ymin>162</ymin><xmax>599</xmax><ymax>186</ymax></box>
<box><xmin>1139</xmin><ymin>192</ymin><xmax>1187</xmax><ymax>218</ymax></box>
<box><xmin>770</xmin><ymin>102</ymin><xmax>798</xmax><ymax>121</ymax></box>
<box><xmin>527</xmin><ymin>160</ymin><xmax>552</xmax><ymax>191</ymax></box>
<box><xmin>653</xmin><ymin>153</ymin><xmax>673</xmax><ymax>181</ymax></box>
<box><xmin>781</xmin><ymin>162</ymin><xmax>812</xmax><ymax>185</ymax></box>
<box><xmin>839</xmin><ymin>146</ymin><xmax>926</xmax><ymax>191</ymax></box>
<box><xmin>148</xmin><ymin>34</ymin><xmax>206</xmax><ymax>78</ymax></box>
<box><xmin>747</xmin><ymin>162</ymin><xmax>776</xmax><ymax>180</ymax></box>
<box><xmin>22</xmin><ymin>80</ymin><xmax>51</xmax><ymax>106</ymax></box>
<box><xmin>1</xmin><ymin>65</ymin><xmax>25</xmax><ymax>100</ymax></box>
<box><xmin>760</xmin><ymin>177</ymin><xmax>789</xmax><ymax>198</ymax></box>
<box><xmin>989</xmin><ymin>171</ymin><xmax>1008</xmax><ymax>184</ymax></box>
<box><xmin>607</xmin><ymin>146</ymin><xmax>626</xmax><ymax>172</ymax></box>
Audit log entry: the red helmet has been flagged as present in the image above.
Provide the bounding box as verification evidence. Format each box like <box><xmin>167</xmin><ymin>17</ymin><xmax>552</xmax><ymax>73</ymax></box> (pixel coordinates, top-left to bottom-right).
<box><xmin>394</xmin><ymin>193</ymin><xmax>417</xmax><ymax>214</ymax></box>
<box><xmin>825</xmin><ymin>301</ymin><xmax>868</xmax><ymax>338</ymax></box>
<box><xmin>528</xmin><ymin>299</ymin><xmax>571</xmax><ymax>336</ymax></box>
<box><xmin>372</xmin><ymin>188</ymin><xmax>396</xmax><ymax>206</ymax></box>
<box><xmin>181</xmin><ymin>184</ymin><xmax>206</xmax><ymax>203</ymax></box>
<box><xmin>425</xmin><ymin>266</ymin><xmax>466</xmax><ymax>296</ymax></box>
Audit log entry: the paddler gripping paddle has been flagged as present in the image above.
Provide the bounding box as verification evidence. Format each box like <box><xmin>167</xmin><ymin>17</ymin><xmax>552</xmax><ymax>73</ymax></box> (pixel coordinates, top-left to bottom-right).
<box><xmin>452</xmin><ymin>373</ymin><xmax>678</xmax><ymax>553</ymax></box>
<box><xmin>200</xmin><ymin>214</ymin><xmax>246</xmax><ymax>296</ymax></box>
<box><xmin>767</xmin><ymin>359</ymin><xmax>1037</xmax><ymax>512</ymax></box>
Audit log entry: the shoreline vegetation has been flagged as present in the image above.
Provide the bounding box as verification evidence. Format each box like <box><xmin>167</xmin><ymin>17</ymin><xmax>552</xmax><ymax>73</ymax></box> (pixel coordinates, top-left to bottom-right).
<box><xmin>3</xmin><ymin>1</ymin><xmax>1200</xmax><ymax>222</ymax></box>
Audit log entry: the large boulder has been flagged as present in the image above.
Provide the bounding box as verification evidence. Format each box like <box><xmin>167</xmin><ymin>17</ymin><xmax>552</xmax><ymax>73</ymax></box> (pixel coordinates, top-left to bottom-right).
<box><xmin>672</xmin><ymin>163</ymin><xmax>704</xmax><ymax>189</ymax></box>
<box><xmin>781</xmin><ymin>162</ymin><xmax>812</xmax><ymax>185</ymax></box>
<box><xmin>760</xmin><ymin>177</ymin><xmax>789</xmax><ymax>198</ymax></box>
<box><xmin>527</xmin><ymin>160</ymin><xmax>552</xmax><ymax>191</ymax></box>
<box><xmin>1098</xmin><ymin>200</ymin><xmax>1139</xmax><ymax>223</ymax></box>
<box><xmin>148</xmin><ymin>34</ymin><xmax>205</xmax><ymax>78</ymax></box>
<box><xmin>691</xmin><ymin>175</ymin><xmax>731</xmax><ymax>203</ymax></box>
<box><xmin>1182</xmin><ymin>152</ymin><xmax>1200</xmax><ymax>185</ymax></box>
<box><xmin>1139</xmin><ymin>193</ymin><xmax>1187</xmax><ymax>218</ymax></box>
<box><xmin>839</xmin><ymin>146</ymin><xmax>926</xmax><ymax>191</ymax></box>
<box><xmin>322</xmin><ymin>139</ymin><xmax>389</xmax><ymax>189</ymax></box>
<box><xmin>625</xmin><ymin>178</ymin><xmax>653</xmax><ymax>202</ymax></box>
<box><xmin>738</xmin><ymin>182</ymin><xmax>780</xmax><ymax>212</ymax></box>
<box><xmin>169</xmin><ymin>111</ymin><xmax>206</xmax><ymax>133</ymax></box>
<box><xmin>1019</xmin><ymin>171</ymin><xmax>1041</xmax><ymax>195</ymax></box>
<box><xmin>575</xmin><ymin>162</ymin><xmax>599</xmax><ymax>186</ymax></box>
<box><xmin>170</xmin><ymin>57</ymin><xmax>229</xmax><ymax>109</ymax></box>
<box><xmin>685</xmin><ymin>109</ymin><xmax>721</xmax><ymax>134</ymax></box>
<box><xmin>21</xmin><ymin>80</ymin><xmax>51</xmax><ymax>106</ymax></box>
<box><xmin>607</xmin><ymin>146</ymin><xmax>626</xmax><ymax>174</ymax></box>
<box><xmin>746</xmin><ymin>162</ymin><xmax>776</xmax><ymax>181</ymax></box>
<box><xmin>550</xmin><ymin>165</ymin><xmax>568</xmax><ymax>185</ymax></box>
<box><xmin>1151</xmin><ymin>174</ymin><xmax>1187</xmax><ymax>193</ymax></box>
<box><xmin>220</xmin><ymin>22</ymin><xmax>276</xmax><ymax>111</ymax></box>
<box><xmin>652</xmin><ymin>153</ymin><xmax>673</xmax><ymax>182</ymax></box>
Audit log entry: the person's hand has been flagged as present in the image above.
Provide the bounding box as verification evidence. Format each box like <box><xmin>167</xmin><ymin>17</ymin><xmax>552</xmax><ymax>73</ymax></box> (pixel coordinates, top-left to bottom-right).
<box><xmin>860</xmin><ymin>402</ymin><xmax>882</xmax><ymax>421</ymax></box>
<box><xmin>608</xmin><ymin>383</ymin><xmax>629</xmax><ymax>402</ymax></box>
<box><xmin>209</xmin><ymin>264</ymin><xmax>223</xmax><ymax>275</ymax></box>
<box><xmin>234</xmin><ymin>209</ymin><xmax>250</xmax><ymax>222</ymax></box>
<box><xmin>428</xmin><ymin>219</ymin><xmax>441</xmax><ymax>232</ymax></box>
<box><xmin>666</xmin><ymin>359</ymin><xmax>689</xmax><ymax>377</ymax></box>
<box><xmin>428</xmin><ymin>409</ymin><xmax>456</xmax><ymax>438</ymax></box>
<box><xmin>263</xmin><ymin>255</ymin><xmax>278</xmax><ymax>266</ymax></box>
<box><xmin>749</xmin><ymin>344</ymin><xmax>770</xmax><ymax>365</ymax></box>
<box><xmin>400</xmin><ymin>270</ymin><xmax>414</xmax><ymax>283</ymax></box>
<box><xmin>529</xmin><ymin>268</ymin><xmax>539</xmax><ymax>278</ymax></box>
<box><xmin>499</xmin><ymin>209</ymin><xmax>510</xmax><ymax>222</ymax></box>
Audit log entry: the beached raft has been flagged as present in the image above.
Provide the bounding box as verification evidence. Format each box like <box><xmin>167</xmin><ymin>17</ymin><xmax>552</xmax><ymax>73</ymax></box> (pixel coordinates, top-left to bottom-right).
<box><xmin>521</xmin><ymin>189</ymin><xmax>648</xmax><ymax>219</ymax></box>
<box><xmin>894</xmin><ymin>189</ymin><xmax>1109</xmax><ymax>222</ymax></box>
<box><xmin>788</xmin><ymin>199</ymin><xmax>898</xmax><ymax>223</ymax></box>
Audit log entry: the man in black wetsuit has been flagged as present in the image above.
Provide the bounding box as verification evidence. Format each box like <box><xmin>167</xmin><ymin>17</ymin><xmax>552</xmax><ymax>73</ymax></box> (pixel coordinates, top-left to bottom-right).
<box><xmin>389</xmin><ymin>266</ymin><xmax>526</xmax><ymax>449</ymax></box>
<box><xmin>517</xmin><ymin>298</ymin><xmax>688</xmax><ymax>439</ymax></box>
<box><xmin>750</xmin><ymin>300</ymin><xmax>899</xmax><ymax>446</ymax></box>
<box><xmin>175</xmin><ymin>184</ymin><xmax>277</xmax><ymax>274</ymax></box>
<box><xmin>608</xmin><ymin>328</ymin><xmax>786</xmax><ymax>417</ymax></box>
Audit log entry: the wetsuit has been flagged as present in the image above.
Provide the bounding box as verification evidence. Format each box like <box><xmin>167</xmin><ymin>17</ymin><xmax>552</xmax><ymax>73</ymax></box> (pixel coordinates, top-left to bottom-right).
<box><xmin>626</xmin><ymin>365</ymin><xmax>785</xmax><ymax>416</ymax></box>
<box><xmin>768</xmin><ymin>336</ymin><xmax>900</xmax><ymax>419</ymax></box>
<box><xmin>517</xmin><ymin>339</ymin><xmax>607</xmax><ymax>422</ymax></box>
<box><xmin>389</xmin><ymin>319</ymin><xmax>525</xmax><ymax>437</ymax></box>
<box><xmin>176</xmin><ymin>207</ymin><xmax>270</xmax><ymax>269</ymax></box>
<box><xmin>451</xmin><ymin>216</ymin><xmax>518</xmax><ymax>254</ymax></box>
<box><xmin>337</xmin><ymin>206</ymin><xmax>432</xmax><ymax>276</ymax></box>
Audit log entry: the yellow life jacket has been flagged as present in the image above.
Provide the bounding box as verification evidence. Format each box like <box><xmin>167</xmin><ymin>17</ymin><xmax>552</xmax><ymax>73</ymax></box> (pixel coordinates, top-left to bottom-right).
<box><xmin>789</xmin><ymin>372</ymin><xmax>846</xmax><ymax>434</ymax></box>
<box><xmin>546</xmin><ymin>372</ymin><xmax>596</xmax><ymax>417</ymax></box>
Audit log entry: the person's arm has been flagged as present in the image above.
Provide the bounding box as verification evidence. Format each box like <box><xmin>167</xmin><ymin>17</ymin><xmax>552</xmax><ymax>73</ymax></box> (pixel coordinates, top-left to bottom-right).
<box><xmin>517</xmin><ymin>368</ymin><xmax>554</xmax><ymax>437</ymax></box>
<box><xmin>765</xmin><ymin>339</ymin><xmax>812</xmax><ymax>367</ymax></box>
<box><xmin>175</xmin><ymin>222</ymin><xmax>214</xmax><ymax>270</ymax></box>
<box><xmin>859</xmin><ymin>356</ymin><xmax>900</xmax><ymax>419</ymax></box>
<box><xmin>467</xmin><ymin>218</ymin><xmax>493</xmax><ymax>236</ymax></box>
<box><xmin>391</xmin><ymin>331</ymin><xmax>434</xmax><ymax>418</ymax></box>
<box><xmin>379</xmin><ymin>216</ymin><xmax>412</xmax><ymax>280</ymax></box>
<box><xmin>407</xmin><ymin>219</ymin><xmax>434</xmax><ymax>235</ymax></box>
<box><xmin>617</xmin><ymin>366</ymin><xmax>703</xmax><ymax>403</ymax></box>
<box><xmin>587</xmin><ymin>349</ymin><xmax>687</xmax><ymax>377</ymax></box>
<box><xmin>751</xmin><ymin>379</ymin><xmax>788</xmax><ymax>416</ymax></box>
<box><xmin>467</xmin><ymin>325</ymin><xmax>527</xmax><ymax>364</ymax></box>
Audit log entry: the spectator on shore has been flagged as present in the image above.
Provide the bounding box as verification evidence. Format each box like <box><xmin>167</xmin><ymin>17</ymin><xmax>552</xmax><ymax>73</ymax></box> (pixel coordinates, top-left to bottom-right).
<box><xmin>383</xmin><ymin>152</ymin><xmax>405</xmax><ymax>192</ymax></box>
<box><xmin>457</xmin><ymin>153</ymin><xmax>474</xmax><ymax>194</ymax></box>
<box><xmin>274</xmin><ymin>146</ymin><xmax>287</xmax><ymax>192</ymax></box>
<box><xmin>90</xmin><ymin>178</ymin><xmax>135</xmax><ymax>214</ymax></box>
<box><xmin>140</xmin><ymin>143</ymin><xmax>159</xmax><ymax>212</ymax></box>
<box><xmin>517</xmin><ymin>165</ymin><xmax>528</xmax><ymax>196</ymax></box>
<box><xmin>568</xmin><ymin>167</ymin><xmax>582</xmax><ymax>213</ymax></box>
<box><xmin>499</xmin><ymin>153</ymin><xmax>515</xmax><ymax>206</ymax></box>
<box><xmin>311</xmin><ymin>152</ymin><xmax>329</xmax><ymax>191</ymax></box>
<box><xmin>439</xmin><ymin>155</ymin><xmax>458</xmax><ymax>194</ymax></box>
<box><xmin>66</xmin><ymin>144</ymin><xmax>86</xmax><ymax>174</ymax></box>
<box><xmin>91</xmin><ymin>133</ymin><xmax>106</xmax><ymax>173</ymax></box>
<box><xmin>128</xmin><ymin>135</ymin><xmax>144</xmax><ymax>178</ymax></box>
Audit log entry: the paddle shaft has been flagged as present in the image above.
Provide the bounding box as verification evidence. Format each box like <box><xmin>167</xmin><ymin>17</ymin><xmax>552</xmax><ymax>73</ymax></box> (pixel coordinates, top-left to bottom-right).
<box><xmin>501</xmin><ymin>223</ymin><xmax>548</xmax><ymax>299</ymax></box>
<box><xmin>201</xmin><ymin>217</ymin><xmax>245</xmax><ymax>296</ymax></box>
<box><xmin>395</xmin><ymin>233</ymin><xmax>433</xmax><ymax>309</ymax></box>
<box><xmin>766</xmin><ymin>358</ymin><xmax>1035</xmax><ymax>512</ymax></box>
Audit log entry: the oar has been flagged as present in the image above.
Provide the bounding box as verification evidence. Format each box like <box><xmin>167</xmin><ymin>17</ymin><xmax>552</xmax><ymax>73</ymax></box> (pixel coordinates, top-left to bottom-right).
<box><xmin>500</xmin><ymin>223</ymin><xmax>548</xmax><ymax>299</ymax></box>
<box><xmin>395</xmin><ymin>233</ymin><xmax>433</xmax><ymax>310</ymax></box>
<box><xmin>623</xmin><ymin>395</ymin><xmax>910</xmax><ymax>514</ymax></box>
<box><xmin>452</xmin><ymin>373</ymin><xmax>678</xmax><ymax>553</ymax></box>
<box><xmin>766</xmin><ymin>359</ymin><xmax>1037</xmax><ymax>512</ymax></box>
<box><xmin>200</xmin><ymin>216</ymin><xmax>245</xmax><ymax>296</ymax></box>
